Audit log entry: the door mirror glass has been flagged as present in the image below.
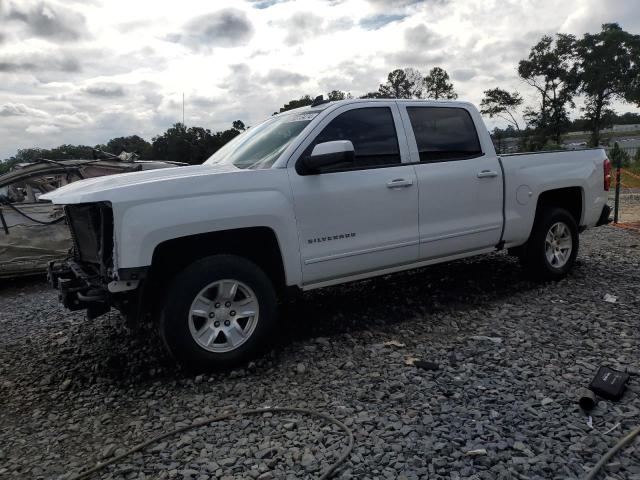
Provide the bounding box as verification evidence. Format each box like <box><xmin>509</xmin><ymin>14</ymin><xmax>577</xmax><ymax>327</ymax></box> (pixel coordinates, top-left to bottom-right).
<box><xmin>301</xmin><ymin>140</ymin><xmax>355</xmax><ymax>174</ymax></box>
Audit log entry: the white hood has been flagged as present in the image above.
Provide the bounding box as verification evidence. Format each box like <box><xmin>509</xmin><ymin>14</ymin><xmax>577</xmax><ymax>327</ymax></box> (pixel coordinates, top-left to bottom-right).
<box><xmin>41</xmin><ymin>163</ymin><xmax>238</xmax><ymax>204</ymax></box>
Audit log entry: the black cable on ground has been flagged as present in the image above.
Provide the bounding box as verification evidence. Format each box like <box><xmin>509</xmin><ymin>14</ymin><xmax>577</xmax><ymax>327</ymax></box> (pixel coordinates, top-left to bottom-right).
<box><xmin>584</xmin><ymin>424</ymin><xmax>640</xmax><ymax>480</ymax></box>
<box><xmin>67</xmin><ymin>406</ymin><xmax>355</xmax><ymax>480</ymax></box>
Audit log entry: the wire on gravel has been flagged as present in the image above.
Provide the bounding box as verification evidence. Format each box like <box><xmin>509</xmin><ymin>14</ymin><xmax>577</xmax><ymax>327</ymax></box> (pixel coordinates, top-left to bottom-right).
<box><xmin>584</xmin><ymin>424</ymin><xmax>640</xmax><ymax>480</ymax></box>
<box><xmin>66</xmin><ymin>406</ymin><xmax>355</xmax><ymax>480</ymax></box>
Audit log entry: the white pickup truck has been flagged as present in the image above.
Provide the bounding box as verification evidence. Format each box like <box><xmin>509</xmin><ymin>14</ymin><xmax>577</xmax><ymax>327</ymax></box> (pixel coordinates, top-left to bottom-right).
<box><xmin>43</xmin><ymin>99</ymin><xmax>612</xmax><ymax>369</ymax></box>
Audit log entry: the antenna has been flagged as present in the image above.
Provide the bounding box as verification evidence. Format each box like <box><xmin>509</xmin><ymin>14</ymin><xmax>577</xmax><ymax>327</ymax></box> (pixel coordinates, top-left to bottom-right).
<box><xmin>182</xmin><ymin>93</ymin><xmax>185</xmax><ymax>125</ymax></box>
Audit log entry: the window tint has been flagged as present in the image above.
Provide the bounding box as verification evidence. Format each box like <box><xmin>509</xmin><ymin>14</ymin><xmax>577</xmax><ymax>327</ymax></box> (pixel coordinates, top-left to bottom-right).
<box><xmin>407</xmin><ymin>107</ymin><xmax>482</xmax><ymax>162</ymax></box>
<box><xmin>304</xmin><ymin>107</ymin><xmax>401</xmax><ymax>172</ymax></box>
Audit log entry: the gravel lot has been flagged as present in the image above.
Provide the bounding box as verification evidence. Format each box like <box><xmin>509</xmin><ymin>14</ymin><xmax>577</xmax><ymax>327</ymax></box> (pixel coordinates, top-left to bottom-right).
<box><xmin>1</xmin><ymin>226</ymin><xmax>638</xmax><ymax>480</ymax></box>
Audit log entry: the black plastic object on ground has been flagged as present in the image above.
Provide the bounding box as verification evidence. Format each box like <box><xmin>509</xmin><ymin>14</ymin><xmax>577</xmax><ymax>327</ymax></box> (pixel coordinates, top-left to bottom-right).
<box><xmin>577</xmin><ymin>387</ymin><xmax>597</xmax><ymax>411</ymax></box>
<box><xmin>589</xmin><ymin>366</ymin><xmax>630</xmax><ymax>401</ymax></box>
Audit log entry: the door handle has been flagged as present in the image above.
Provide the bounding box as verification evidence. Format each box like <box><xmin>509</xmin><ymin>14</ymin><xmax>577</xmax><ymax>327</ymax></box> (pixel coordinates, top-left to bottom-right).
<box><xmin>386</xmin><ymin>178</ymin><xmax>414</xmax><ymax>188</ymax></box>
<box><xmin>477</xmin><ymin>170</ymin><xmax>498</xmax><ymax>178</ymax></box>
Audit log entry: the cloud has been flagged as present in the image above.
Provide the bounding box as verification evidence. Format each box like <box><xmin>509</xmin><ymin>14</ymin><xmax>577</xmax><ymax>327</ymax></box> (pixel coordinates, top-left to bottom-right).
<box><xmin>404</xmin><ymin>24</ymin><xmax>442</xmax><ymax>49</ymax></box>
<box><xmin>25</xmin><ymin>124</ymin><xmax>61</xmax><ymax>134</ymax></box>
<box><xmin>360</xmin><ymin>14</ymin><xmax>407</xmax><ymax>30</ymax></box>
<box><xmin>85</xmin><ymin>84</ymin><xmax>126</xmax><ymax>97</ymax></box>
<box><xmin>261</xmin><ymin>69</ymin><xmax>309</xmax><ymax>86</ymax></box>
<box><xmin>169</xmin><ymin>8</ymin><xmax>254</xmax><ymax>50</ymax></box>
<box><xmin>247</xmin><ymin>0</ymin><xmax>291</xmax><ymax>8</ymax></box>
<box><xmin>452</xmin><ymin>68</ymin><xmax>477</xmax><ymax>81</ymax></box>
<box><xmin>0</xmin><ymin>103</ymin><xmax>49</xmax><ymax>117</ymax></box>
<box><xmin>0</xmin><ymin>52</ymin><xmax>81</xmax><ymax>73</ymax></box>
<box><xmin>281</xmin><ymin>12</ymin><xmax>325</xmax><ymax>44</ymax></box>
<box><xmin>4</xmin><ymin>1</ymin><xmax>88</xmax><ymax>42</ymax></box>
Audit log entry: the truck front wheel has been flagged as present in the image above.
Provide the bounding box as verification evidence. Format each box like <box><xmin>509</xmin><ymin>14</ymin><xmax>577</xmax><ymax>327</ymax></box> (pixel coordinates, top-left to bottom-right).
<box><xmin>160</xmin><ymin>255</ymin><xmax>277</xmax><ymax>370</ymax></box>
<box><xmin>520</xmin><ymin>207</ymin><xmax>579</xmax><ymax>280</ymax></box>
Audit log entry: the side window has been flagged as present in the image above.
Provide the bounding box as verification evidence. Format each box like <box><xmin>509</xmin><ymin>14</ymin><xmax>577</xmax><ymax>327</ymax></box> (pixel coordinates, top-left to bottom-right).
<box><xmin>302</xmin><ymin>107</ymin><xmax>401</xmax><ymax>172</ymax></box>
<box><xmin>407</xmin><ymin>107</ymin><xmax>482</xmax><ymax>162</ymax></box>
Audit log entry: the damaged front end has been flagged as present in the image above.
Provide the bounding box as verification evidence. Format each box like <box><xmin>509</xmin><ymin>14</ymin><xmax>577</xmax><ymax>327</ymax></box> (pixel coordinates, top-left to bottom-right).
<box><xmin>48</xmin><ymin>202</ymin><xmax>141</xmax><ymax>320</ymax></box>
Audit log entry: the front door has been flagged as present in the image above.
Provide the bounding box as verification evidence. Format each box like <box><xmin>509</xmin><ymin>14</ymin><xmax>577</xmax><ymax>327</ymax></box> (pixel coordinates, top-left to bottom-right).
<box><xmin>287</xmin><ymin>103</ymin><xmax>419</xmax><ymax>285</ymax></box>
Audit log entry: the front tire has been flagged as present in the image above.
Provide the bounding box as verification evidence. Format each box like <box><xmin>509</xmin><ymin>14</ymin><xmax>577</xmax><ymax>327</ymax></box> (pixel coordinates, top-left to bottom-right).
<box><xmin>520</xmin><ymin>207</ymin><xmax>579</xmax><ymax>280</ymax></box>
<box><xmin>160</xmin><ymin>255</ymin><xmax>277</xmax><ymax>370</ymax></box>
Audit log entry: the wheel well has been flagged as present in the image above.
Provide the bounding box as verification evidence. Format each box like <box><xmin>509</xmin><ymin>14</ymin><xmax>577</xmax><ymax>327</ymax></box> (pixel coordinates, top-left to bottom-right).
<box><xmin>150</xmin><ymin>227</ymin><xmax>286</xmax><ymax>293</ymax></box>
<box><xmin>536</xmin><ymin>187</ymin><xmax>583</xmax><ymax>225</ymax></box>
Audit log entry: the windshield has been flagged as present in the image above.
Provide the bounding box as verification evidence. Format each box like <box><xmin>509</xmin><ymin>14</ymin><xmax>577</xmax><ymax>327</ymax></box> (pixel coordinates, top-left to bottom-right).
<box><xmin>205</xmin><ymin>112</ymin><xmax>319</xmax><ymax>169</ymax></box>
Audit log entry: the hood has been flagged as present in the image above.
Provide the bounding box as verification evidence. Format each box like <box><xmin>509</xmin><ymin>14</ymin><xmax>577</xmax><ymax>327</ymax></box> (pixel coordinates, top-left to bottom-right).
<box><xmin>41</xmin><ymin>163</ymin><xmax>239</xmax><ymax>204</ymax></box>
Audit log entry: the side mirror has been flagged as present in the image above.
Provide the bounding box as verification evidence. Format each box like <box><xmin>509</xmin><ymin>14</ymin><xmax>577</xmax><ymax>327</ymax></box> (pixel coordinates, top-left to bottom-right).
<box><xmin>300</xmin><ymin>140</ymin><xmax>355</xmax><ymax>174</ymax></box>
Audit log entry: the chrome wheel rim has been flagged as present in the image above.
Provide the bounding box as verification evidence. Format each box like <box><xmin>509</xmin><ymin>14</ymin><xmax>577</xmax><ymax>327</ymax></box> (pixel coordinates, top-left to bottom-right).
<box><xmin>545</xmin><ymin>222</ymin><xmax>572</xmax><ymax>269</ymax></box>
<box><xmin>188</xmin><ymin>279</ymin><xmax>259</xmax><ymax>353</ymax></box>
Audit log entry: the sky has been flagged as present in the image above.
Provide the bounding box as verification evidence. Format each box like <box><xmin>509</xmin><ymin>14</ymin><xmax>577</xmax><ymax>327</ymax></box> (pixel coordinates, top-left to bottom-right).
<box><xmin>1</xmin><ymin>0</ymin><xmax>639</xmax><ymax>159</ymax></box>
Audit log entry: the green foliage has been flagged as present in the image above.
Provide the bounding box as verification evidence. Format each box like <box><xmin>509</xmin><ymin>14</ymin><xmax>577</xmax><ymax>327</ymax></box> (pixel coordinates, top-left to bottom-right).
<box><xmin>633</xmin><ymin>148</ymin><xmax>640</xmax><ymax>164</ymax></box>
<box><xmin>278</xmin><ymin>95</ymin><xmax>314</xmax><ymax>113</ymax></box>
<box><xmin>150</xmin><ymin>122</ymin><xmax>241</xmax><ymax>165</ymax></box>
<box><xmin>423</xmin><ymin>67</ymin><xmax>457</xmax><ymax>100</ymax></box>
<box><xmin>518</xmin><ymin>33</ymin><xmax>578</xmax><ymax>145</ymax></box>
<box><xmin>610</xmin><ymin>142</ymin><xmax>631</xmax><ymax>167</ymax></box>
<box><xmin>104</xmin><ymin>135</ymin><xmax>153</xmax><ymax>158</ymax></box>
<box><xmin>480</xmin><ymin>87</ymin><xmax>523</xmax><ymax>130</ymax></box>
<box><xmin>576</xmin><ymin>23</ymin><xmax>640</xmax><ymax>146</ymax></box>
<box><xmin>378</xmin><ymin>68</ymin><xmax>417</xmax><ymax>99</ymax></box>
<box><xmin>232</xmin><ymin>120</ymin><xmax>246</xmax><ymax>131</ymax></box>
<box><xmin>326</xmin><ymin>90</ymin><xmax>351</xmax><ymax>101</ymax></box>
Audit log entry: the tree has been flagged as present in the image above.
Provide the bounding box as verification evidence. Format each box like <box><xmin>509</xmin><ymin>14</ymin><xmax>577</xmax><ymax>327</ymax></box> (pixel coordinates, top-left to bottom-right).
<box><xmin>576</xmin><ymin>23</ymin><xmax>640</xmax><ymax>146</ymax></box>
<box><xmin>360</xmin><ymin>91</ymin><xmax>384</xmax><ymax>99</ymax></box>
<box><xmin>518</xmin><ymin>34</ymin><xmax>578</xmax><ymax>146</ymax></box>
<box><xmin>610</xmin><ymin>142</ymin><xmax>631</xmax><ymax>168</ymax></box>
<box><xmin>480</xmin><ymin>87</ymin><xmax>524</xmax><ymax>131</ymax></box>
<box><xmin>151</xmin><ymin>122</ymin><xmax>242</xmax><ymax>164</ymax></box>
<box><xmin>232</xmin><ymin>120</ymin><xmax>246</xmax><ymax>131</ymax></box>
<box><xmin>378</xmin><ymin>69</ymin><xmax>416</xmax><ymax>99</ymax></box>
<box><xmin>326</xmin><ymin>90</ymin><xmax>352</xmax><ymax>101</ymax></box>
<box><xmin>104</xmin><ymin>135</ymin><xmax>153</xmax><ymax>158</ymax></box>
<box><xmin>423</xmin><ymin>67</ymin><xmax>457</xmax><ymax>100</ymax></box>
<box><xmin>278</xmin><ymin>95</ymin><xmax>313</xmax><ymax>113</ymax></box>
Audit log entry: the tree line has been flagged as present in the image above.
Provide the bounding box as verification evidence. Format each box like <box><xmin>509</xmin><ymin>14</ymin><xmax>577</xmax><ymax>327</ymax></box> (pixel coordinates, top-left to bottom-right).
<box><xmin>482</xmin><ymin>23</ymin><xmax>640</xmax><ymax>149</ymax></box>
<box><xmin>2</xmin><ymin>22</ymin><xmax>639</xmax><ymax>174</ymax></box>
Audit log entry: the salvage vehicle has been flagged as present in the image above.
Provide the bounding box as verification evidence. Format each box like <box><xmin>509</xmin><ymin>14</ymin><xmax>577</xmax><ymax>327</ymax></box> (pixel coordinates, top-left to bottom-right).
<box><xmin>43</xmin><ymin>99</ymin><xmax>612</xmax><ymax>369</ymax></box>
<box><xmin>0</xmin><ymin>154</ymin><xmax>185</xmax><ymax>277</ymax></box>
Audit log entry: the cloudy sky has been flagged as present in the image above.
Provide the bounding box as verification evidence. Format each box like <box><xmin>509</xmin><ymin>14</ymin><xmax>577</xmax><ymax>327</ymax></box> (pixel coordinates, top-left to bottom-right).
<box><xmin>1</xmin><ymin>0</ymin><xmax>639</xmax><ymax>159</ymax></box>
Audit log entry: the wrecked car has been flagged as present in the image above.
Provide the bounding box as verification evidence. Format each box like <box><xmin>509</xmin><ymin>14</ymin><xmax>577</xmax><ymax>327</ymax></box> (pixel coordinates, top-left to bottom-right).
<box><xmin>0</xmin><ymin>154</ymin><xmax>185</xmax><ymax>278</ymax></box>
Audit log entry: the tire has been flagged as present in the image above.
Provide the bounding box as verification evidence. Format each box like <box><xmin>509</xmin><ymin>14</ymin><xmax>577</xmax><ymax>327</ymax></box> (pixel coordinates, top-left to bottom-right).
<box><xmin>520</xmin><ymin>207</ymin><xmax>579</xmax><ymax>280</ymax></box>
<box><xmin>160</xmin><ymin>254</ymin><xmax>277</xmax><ymax>370</ymax></box>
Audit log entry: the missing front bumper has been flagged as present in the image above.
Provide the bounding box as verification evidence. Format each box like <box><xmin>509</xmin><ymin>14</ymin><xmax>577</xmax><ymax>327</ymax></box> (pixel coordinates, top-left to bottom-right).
<box><xmin>47</xmin><ymin>260</ymin><xmax>110</xmax><ymax>319</ymax></box>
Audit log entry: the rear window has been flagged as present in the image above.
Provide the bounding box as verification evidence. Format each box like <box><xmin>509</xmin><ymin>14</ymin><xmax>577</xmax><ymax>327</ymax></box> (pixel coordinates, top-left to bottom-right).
<box><xmin>406</xmin><ymin>107</ymin><xmax>482</xmax><ymax>162</ymax></box>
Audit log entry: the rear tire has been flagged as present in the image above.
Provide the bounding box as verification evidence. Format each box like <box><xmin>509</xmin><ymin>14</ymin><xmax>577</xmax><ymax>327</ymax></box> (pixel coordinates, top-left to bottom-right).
<box><xmin>160</xmin><ymin>254</ymin><xmax>277</xmax><ymax>371</ymax></box>
<box><xmin>520</xmin><ymin>207</ymin><xmax>579</xmax><ymax>280</ymax></box>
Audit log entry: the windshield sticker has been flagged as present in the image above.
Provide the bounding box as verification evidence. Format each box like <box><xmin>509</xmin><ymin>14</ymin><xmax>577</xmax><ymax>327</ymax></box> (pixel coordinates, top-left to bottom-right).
<box><xmin>284</xmin><ymin>113</ymin><xmax>319</xmax><ymax>123</ymax></box>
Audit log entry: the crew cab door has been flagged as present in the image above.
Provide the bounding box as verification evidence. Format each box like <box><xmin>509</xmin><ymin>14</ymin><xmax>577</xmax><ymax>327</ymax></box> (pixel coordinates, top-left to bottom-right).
<box><xmin>287</xmin><ymin>103</ymin><xmax>419</xmax><ymax>285</ymax></box>
<box><xmin>399</xmin><ymin>104</ymin><xmax>503</xmax><ymax>259</ymax></box>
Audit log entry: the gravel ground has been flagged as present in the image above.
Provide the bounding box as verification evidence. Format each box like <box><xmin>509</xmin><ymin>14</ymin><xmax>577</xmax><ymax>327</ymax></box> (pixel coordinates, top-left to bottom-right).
<box><xmin>1</xmin><ymin>226</ymin><xmax>639</xmax><ymax>480</ymax></box>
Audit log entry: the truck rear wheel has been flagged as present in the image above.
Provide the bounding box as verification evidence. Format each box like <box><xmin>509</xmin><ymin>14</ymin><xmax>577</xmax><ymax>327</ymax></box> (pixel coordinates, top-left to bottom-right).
<box><xmin>160</xmin><ymin>255</ymin><xmax>277</xmax><ymax>370</ymax></box>
<box><xmin>520</xmin><ymin>207</ymin><xmax>579</xmax><ymax>280</ymax></box>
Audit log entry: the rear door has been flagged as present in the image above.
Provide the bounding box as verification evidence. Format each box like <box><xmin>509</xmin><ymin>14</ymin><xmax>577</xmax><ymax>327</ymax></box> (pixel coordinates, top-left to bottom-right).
<box><xmin>399</xmin><ymin>104</ymin><xmax>503</xmax><ymax>259</ymax></box>
<box><xmin>287</xmin><ymin>103</ymin><xmax>419</xmax><ymax>285</ymax></box>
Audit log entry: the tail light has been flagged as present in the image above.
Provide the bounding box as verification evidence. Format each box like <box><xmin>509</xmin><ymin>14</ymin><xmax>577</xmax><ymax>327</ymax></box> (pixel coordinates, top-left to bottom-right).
<box><xmin>603</xmin><ymin>158</ymin><xmax>612</xmax><ymax>191</ymax></box>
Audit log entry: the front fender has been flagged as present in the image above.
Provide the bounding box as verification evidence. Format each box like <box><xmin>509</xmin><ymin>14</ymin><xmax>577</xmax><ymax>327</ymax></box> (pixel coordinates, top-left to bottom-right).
<box><xmin>113</xmin><ymin>190</ymin><xmax>302</xmax><ymax>286</ymax></box>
